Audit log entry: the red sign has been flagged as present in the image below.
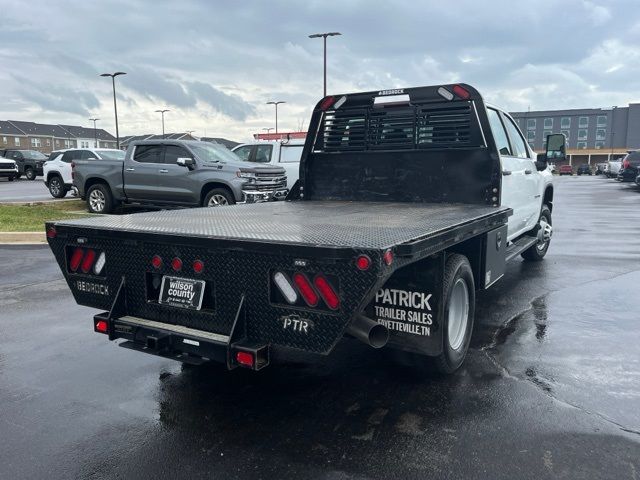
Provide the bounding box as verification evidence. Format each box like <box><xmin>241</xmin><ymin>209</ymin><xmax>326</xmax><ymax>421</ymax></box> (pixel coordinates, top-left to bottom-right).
<box><xmin>253</xmin><ymin>131</ymin><xmax>307</xmax><ymax>141</ymax></box>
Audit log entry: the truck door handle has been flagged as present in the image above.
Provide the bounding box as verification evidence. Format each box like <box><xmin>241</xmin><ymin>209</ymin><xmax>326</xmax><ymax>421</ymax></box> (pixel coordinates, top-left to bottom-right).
<box><xmin>125</xmin><ymin>167</ymin><xmax>135</xmax><ymax>172</ymax></box>
<box><xmin>502</xmin><ymin>170</ymin><xmax>512</xmax><ymax>176</ymax></box>
<box><xmin>524</xmin><ymin>169</ymin><xmax>532</xmax><ymax>174</ymax></box>
<box><xmin>159</xmin><ymin>169</ymin><xmax>168</xmax><ymax>173</ymax></box>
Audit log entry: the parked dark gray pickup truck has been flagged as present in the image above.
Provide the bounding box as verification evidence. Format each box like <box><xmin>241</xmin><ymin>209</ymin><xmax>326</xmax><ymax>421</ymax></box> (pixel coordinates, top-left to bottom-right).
<box><xmin>73</xmin><ymin>140</ymin><xmax>288</xmax><ymax>213</ymax></box>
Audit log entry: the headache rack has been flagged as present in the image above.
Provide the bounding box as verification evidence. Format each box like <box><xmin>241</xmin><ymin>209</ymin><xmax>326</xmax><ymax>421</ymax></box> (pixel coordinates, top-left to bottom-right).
<box><xmin>315</xmin><ymin>101</ymin><xmax>485</xmax><ymax>153</ymax></box>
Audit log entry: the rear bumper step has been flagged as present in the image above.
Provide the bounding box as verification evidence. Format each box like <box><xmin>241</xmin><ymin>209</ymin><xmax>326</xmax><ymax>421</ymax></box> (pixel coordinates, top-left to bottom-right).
<box><xmin>93</xmin><ymin>310</ymin><xmax>269</xmax><ymax>371</ymax></box>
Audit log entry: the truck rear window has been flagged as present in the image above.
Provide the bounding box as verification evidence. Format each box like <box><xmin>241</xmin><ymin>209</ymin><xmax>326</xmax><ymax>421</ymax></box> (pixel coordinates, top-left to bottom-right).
<box><xmin>314</xmin><ymin>101</ymin><xmax>483</xmax><ymax>153</ymax></box>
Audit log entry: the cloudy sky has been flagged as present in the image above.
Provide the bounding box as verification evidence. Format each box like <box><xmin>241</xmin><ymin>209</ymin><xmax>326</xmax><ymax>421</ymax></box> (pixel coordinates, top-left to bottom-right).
<box><xmin>0</xmin><ymin>0</ymin><xmax>638</xmax><ymax>141</ymax></box>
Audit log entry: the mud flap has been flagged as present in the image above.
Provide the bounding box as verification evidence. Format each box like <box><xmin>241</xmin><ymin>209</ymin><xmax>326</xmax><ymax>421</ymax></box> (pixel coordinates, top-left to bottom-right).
<box><xmin>364</xmin><ymin>253</ymin><xmax>445</xmax><ymax>356</ymax></box>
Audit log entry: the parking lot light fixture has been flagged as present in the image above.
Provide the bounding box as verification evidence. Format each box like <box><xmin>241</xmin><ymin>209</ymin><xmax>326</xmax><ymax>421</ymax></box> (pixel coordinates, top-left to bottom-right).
<box><xmin>100</xmin><ymin>72</ymin><xmax>126</xmax><ymax>149</ymax></box>
<box><xmin>308</xmin><ymin>32</ymin><xmax>342</xmax><ymax>97</ymax></box>
<box><xmin>266</xmin><ymin>101</ymin><xmax>285</xmax><ymax>134</ymax></box>
<box><xmin>89</xmin><ymin>118</ymin><xmax>99</xmax><ymax>148</ymax></box>
<box><xmin>155</xmin><ymin>109</ymin><xmax>170</xmax><ymax>138</ymax></box>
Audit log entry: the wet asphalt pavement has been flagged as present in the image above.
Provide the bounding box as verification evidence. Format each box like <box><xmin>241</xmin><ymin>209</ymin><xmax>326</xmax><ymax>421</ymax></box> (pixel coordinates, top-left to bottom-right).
<box><xmin>1</xmin><ymin>176</ymin><xmax>639</xmax><ymax>479</ymax></box>
<box><xmin>0</xmin><ymin>176</ymin><xmax>55</xmax><ymax>202</ymax></box>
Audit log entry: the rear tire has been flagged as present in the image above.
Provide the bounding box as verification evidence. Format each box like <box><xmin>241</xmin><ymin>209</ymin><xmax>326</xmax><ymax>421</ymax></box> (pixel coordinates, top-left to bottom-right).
<box><xmin>521</xmin><ymin>205</ymin><xmax>552</xmax><ymax>261</ymax></box>
<box><xmin>86</xmin><ymin>183</ymin><xmax>113</xmax><ymax>214</ymax></box>
<box><xmin>389</xmin><ymin>254</ymin><xmax>475</xmax><ymax>375</ymax></box>
<box><xmin>25</xmin><ymin>167</ymin><xmax>36</xmax><ymax>180</ymax></box>
<box><xmin>8</xmin><ymin>176</ymin><xmax>14</xmax><ymax>182</ymax></box>
<box><xmin>48</xmin><ymin>175</ymin><xmax>67</xmax><ymax>198</ymax></box>
<box><xmin>203</xmin><ymin>188</ymin><xmax>235</xmax><ymax>207</ymax></box>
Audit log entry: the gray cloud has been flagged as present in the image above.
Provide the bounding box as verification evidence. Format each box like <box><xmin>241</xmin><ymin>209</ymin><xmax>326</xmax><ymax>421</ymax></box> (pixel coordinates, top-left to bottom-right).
<box><xmin>1</xmin><ymin>0</ymin><xmax>640</xmax><ymax>138</ymax></box>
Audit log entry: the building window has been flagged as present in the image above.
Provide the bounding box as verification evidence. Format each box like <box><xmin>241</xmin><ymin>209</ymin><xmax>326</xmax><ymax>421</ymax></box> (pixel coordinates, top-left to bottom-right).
<box><xmin>578</xmin><ymin>129</ymin><xmax>588</xmax><ymax>140</ymax></box>
<box><xmin>527</xmin><ymin>130</ymin><xmax>535</xmax><ymax>142</ymax></box>
<box><xmin>46</xmin><ymin>138</ymin><xmax>51</xmax><ymax>146</ymax></box>
<box><xmin>577</xmin><ymin>141</ymin><xmax>587</xmax><ymax>149</ymax></box>
<box><xmin>595</xmin><ymin>141</ymin><xmax>605</xmax><ymax>149</ymax></box>
<box><xmin>527</xmin><ymin>119</ymin><xmax>536</xmax><ymax>130</ymax></box>
<box><xmin>31</xmin><ymin>138</ymin><xmax>41</xmax><ymax>147</ymax></box>
<box><xmin>2</xmin><ymin>136</ymin><xmax>6</xmax><ymax>144</ymax></box>
<box><xmin>561</xmin><ymin>129</ymin><xmax>570</xmax><ymax>140</ymax></box>
<box><xmin>596</xmin><ymin>129</ymin><xmax>606</xmax><ymax>140</ymax></box>
<box><xmin>64</xmin><ymin>140</ymin><xmax>73</xmax><ymax>148</ymax></box>
<box><xmin>597</xmin><ymin>115</ymin><xmax>607</xmax><ymax>127</ymax></box>
<box><xmin>561</xmin><ymin>117</ymin><xmax>571</xmax><ymax>128</ymax></box>
<box><xmin>579</xmin><ymin>116</ymin><xmax>589</xmax><ymax>128</ymax></box>
<box><xmin>15</xmin><ymin>137</ymin><xmax>21</xmax><ymax>146</ymax></box>
<box><xmin>542</xmin><ymin>130</ymin><xmax>552</xmax><ymax>144</ymax></box>
<box><xmin>543</xmin><ymin>118</ymin><xmax>553</xmax><ymax>129</ymax></box>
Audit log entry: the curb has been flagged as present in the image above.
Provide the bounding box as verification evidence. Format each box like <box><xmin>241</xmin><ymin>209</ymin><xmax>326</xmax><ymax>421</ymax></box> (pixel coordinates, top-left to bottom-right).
<box><xmin>0</xmin><ymin>232</ymin><xmax>46</xmax><ymax>245</ymax></box>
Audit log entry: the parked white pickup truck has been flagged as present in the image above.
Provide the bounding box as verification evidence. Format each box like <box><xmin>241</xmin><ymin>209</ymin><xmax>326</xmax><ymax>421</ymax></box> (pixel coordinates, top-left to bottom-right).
<box><xmin>232</xmin><ymin>139</ymin><xmax>303</xmax><ymax>188</ymax></box>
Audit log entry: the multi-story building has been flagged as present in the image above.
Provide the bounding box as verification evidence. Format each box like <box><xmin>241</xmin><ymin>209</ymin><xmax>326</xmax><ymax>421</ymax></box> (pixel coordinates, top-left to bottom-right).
<box><xmin>510</xmin><ymin>104</ymin><xmax>640</xmax><ymax>166</ymax></box>
<box><xmin>0</xmin><ymin>120</ymin><xmax>116</xmax><ymax>154</ymax></box>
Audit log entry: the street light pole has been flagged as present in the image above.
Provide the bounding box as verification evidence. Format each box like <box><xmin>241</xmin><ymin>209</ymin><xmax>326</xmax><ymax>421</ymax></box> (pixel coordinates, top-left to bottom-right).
<box><xmin>89</xmin><ymin>118</ymin><xmax>100</xmax><ymax>148</ymax></box>
<box><xmin>262</xmin><ymin>127</ymin><xmax>274</xmax><ymax>134</ymax></box>
<box><xmin>155</xmin><ymin>109</ymin><xmax>170</xmax><ymax>138</ymax></box>
<box><xmin>266</xmin><ymin>101</ymin><xmax>285</xmax><ymax>134</ymax></box>
<box><xmin>100</xmin><ymin>72</ymin><xmax>126</xmax><ymax>149</ymax></box>
<box><xmin>308</xmin><ymin>32</ymin><xmax>341</xmax><ymax>97</ymax></box>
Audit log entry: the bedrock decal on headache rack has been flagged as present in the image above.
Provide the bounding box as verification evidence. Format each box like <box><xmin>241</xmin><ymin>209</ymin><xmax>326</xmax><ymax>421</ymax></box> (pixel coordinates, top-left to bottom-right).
<box><xmin>373</xmin><ymin>288</ymin><xmax>434</xmax><ymax>336</ymax></box>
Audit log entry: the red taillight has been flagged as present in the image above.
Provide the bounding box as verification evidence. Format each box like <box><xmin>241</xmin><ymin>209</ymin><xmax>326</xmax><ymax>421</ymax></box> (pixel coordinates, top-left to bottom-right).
<box><xmin>151</xmin><ymin>255</ymin><xmax>163</xmax><ymax>269</ymax></box>
<box><xmin>623</xmin><ymin>159</ymin><xmax>630</xmax><ymax>169</ymax></box>
<box><xmin>383</xmin><ymin>249</ymin><xmax>394</xmax><ymax>266</ymax></box>
<box><xmin>313</xmin><ymin>275</ymin><xmax>340</xmax><ymax>310</ymax></box>
<box><xmin>236</xmin><ymin>351</ymin><xmax>254</xmax><ymax>368</ymax></box>
<box><xmin>452</xmin><ymin>84</ymin><xmax>470</xmax><ymax>100</ymax></box>
<box><xmin>356</xmin><ymin>255</ymin><xmax>371</xmax><ymax>271</ymax></box>
<box><xmin>171</xmin><ymin>257</ymin><xmax>183</xmax><ymax>272</ymax></box>
<box><xmin>69</xmin><ymin>247</ymin><xmax>84</xmax><ymax>272</ymax></box>
<box><xmin>292</xmin><ymin>272</ymin><xmax>319</xmax><ymax>307</ymax></box>
<box><xmin>80</xmin><ymin>249</ymin><xmax>96</xmax><ymax>273</ymax></box>
<box><xmin>95</xmin><ymin>320</ymin><xmax>108</xmax><ymax>334</ymax></box>
<box><xmin>46</xmin><ymin>226</ymin><xmax>57</xmax><ymax>239</ymax></box>
<box><xmin>320</xmin><ymin>96</ymin><xmax>335</xmax><ymax>111</ymax></box>
<box><xmin>193</xmin><ymin>259</ymin><xmax>204</xmax><ymax>274</ymax></box>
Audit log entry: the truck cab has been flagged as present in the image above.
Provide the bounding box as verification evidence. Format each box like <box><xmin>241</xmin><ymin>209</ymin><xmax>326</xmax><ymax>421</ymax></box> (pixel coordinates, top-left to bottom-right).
<box><xmin>232</xmin><ymin>139</ymin><xmax>304</xmax><ymax>188</ymax></box>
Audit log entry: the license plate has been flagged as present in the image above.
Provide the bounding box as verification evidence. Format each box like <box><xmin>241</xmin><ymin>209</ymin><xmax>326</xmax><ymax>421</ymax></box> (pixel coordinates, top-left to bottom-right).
<box><xmin>158</xmin><ymin>276</ymin><xmax>206</xmax><ymax>310</ymax></box>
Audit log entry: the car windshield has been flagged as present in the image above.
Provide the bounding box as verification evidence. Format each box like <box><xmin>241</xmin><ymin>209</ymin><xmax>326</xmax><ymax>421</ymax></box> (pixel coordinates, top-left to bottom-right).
<box><xmin>189</xmin><ymin>142</ymin><xmax>245</xmax><ymax>164</ymax></box>
<box><xmin>23</xmin><ymin>150</ymin><xmax>48</xmax><ymax>160</ymax></box>
<box><xmin>96</xmin><ymin>150</ymin><xmax>125</xmax><ymax>160</ymax></box>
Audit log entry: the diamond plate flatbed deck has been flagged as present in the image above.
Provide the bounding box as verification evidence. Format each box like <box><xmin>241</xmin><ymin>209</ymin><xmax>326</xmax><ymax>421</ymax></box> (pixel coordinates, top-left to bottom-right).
<box><xmin>53</xmin><ymin>201</ymin><xmax>511</xmax><ymax>253</ymax></box>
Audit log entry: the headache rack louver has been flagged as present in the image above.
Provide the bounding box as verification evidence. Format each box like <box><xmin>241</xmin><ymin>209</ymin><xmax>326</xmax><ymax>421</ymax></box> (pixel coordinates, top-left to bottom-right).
<box><xmin>315</xmin><ymin>101</ymin><xmax>483</xmax><ymax>153</ymax></box>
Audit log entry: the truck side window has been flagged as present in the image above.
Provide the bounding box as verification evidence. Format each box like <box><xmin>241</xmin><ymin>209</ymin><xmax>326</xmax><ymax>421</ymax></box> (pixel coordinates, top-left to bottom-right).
<box><xmin>487</xmin><ymin>108</ymin><xmax>512</xmax><ymax>156</ymax></box>
<box><xmin>234</xmin><ymin>146</ymin><xmax>253</xmax><ymax>161</ymax></box>
<box><xmin>133</xmin><ymin>145</ymin><xmax>163</xmax><ymax>163</ymax></box>
<box><xmin>503</xmin><ymin>116</ymin><xmax>529</xmax><ymax>158</ymax></box>
<box><xmin>164</xmin><ymin>145</ymin><xmax>192</xmax><ymax>164</ymax></box>
<box><xmin>280</xmin><ymin>145</ymin><xmax>303</xmax><ymax>163</ymax></box>
<box><xmin>80</xmin><ymin>150</ymin><xmax>95</xmax><ymax>160</ymax></box>
<box><xmin>254</xmin><ymin>145</ymin><xmax>273</xmax><ymax>163</ymax></box>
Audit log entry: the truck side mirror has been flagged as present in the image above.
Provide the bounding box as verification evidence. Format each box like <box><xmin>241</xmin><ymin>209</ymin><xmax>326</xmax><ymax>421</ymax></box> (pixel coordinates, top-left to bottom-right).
<box><xmin>177</xmin><ymin>157</ymin><xmax>195</xmax><ymax>169</ymax></box>
<box><xmin>545</xmin><ymin>134</ymin><xmax>566</xmax><ymax>162</ymax></box>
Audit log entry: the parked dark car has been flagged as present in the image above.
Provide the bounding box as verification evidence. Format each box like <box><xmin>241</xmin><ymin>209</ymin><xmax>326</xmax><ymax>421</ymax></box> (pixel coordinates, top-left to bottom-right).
<box><xmin>616</xmin><ymin>151</ymin><xmax>640</xmax><ymax>182</ymax></box>
<box><xmin>576</xmin><ymin>164</ymin><xmax>592</xmax><ymax>175</ymax></box>
<box><xmin>0</xmin><ymin>149</ymin><xmax>47</xmax><ymax>180</ymax></box>
<box><xmin>558</xmin><ymin>165</ymin><xmax>573</xmax><ymax>176</ymax></box>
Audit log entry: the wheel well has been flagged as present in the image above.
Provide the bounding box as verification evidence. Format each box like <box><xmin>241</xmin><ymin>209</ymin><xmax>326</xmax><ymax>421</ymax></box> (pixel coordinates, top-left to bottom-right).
<box><xmin>85</xmin><ymin>177</ymin><xmax>111</xmax><ymax>195</ymax></box>
<box><xmin>543</xmin><ymin>185</ymin><xmax>554</xmax><ymax>212</ymax></box>
<box><xmin>47</xmin><ymin>171</ymin><xmax>62</xmax><ymax>182</ymax></box>
<box><xmin>200</xmin><ymin>182</ymin><xmax>234</xmax><ymax>204</ymax></box>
